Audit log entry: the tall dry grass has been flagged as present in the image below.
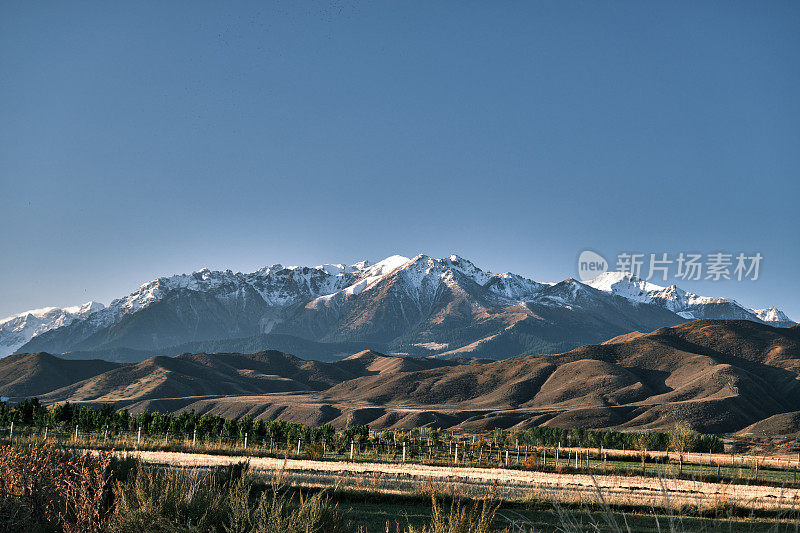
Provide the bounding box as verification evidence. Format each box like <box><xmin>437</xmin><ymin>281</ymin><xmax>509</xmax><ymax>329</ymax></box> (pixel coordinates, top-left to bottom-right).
<box><xmin>0</xmin><ymin>445</ymin><xmax>352</xmax><ymax>532</ymax></box>
<box><xmin>0</xmin><ymin>444</ymin><xmax>115</xmax><ymax>532</ymax></box>
<box><xmin>4</xmin><ymin>444</ymin><xmax>799</xmax><ymax>532</ymax></box>
<box><xmin>414</xmin><ymin>486</ymin><xmax>500</xmax><ymax>533</ymax></box>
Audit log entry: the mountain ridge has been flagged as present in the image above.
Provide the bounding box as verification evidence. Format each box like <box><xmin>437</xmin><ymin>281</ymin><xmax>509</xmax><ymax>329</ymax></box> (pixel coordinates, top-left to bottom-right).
<box><xmin>9</xmin><ymin>254</ymin><xmax>795</xmax><ymax>362</ymax></box>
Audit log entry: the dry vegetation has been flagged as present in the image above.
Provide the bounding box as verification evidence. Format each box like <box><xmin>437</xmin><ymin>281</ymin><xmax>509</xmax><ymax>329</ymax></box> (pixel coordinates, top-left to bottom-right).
<box><xmin>3</xmin><ymin>444</ymin><xmax>800</xmax><ymax>532</ymax></box>
<box><xmin>0</xmin><ymin>444</ymin><xmax>354</xmax><ymax>532</ymax></box>
<box><xmin>5</xmin><ymin>321</ymin><xmax>800</xmax><ymax>435</ymax></box>
<box><xmin>118</xmin><ymin>449</ymin><xmax>800</xmax><ymax>513</ymax></box>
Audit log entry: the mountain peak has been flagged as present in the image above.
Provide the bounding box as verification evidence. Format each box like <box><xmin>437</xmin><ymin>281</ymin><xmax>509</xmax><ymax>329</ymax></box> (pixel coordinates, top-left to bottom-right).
<box><xmin>369</xmin><ymin>255</ymin><xmax>410</xmax><ymax>273</ymax></box>
<box><xmin>753</xmin><ymin>307</ymin><xmax>794</xmax><ymax>326</ymax></box>
<box><xmin>8</xmin><ymin>253</ymin><xmax>795</xmax><ymax>359</ymax></box>
<box><xmin>585</xmin><ymin>271</ymin><xmax>663</xmax><ymax>294</ymax></box>
<box><xmin>0</xmin><ymin>302</ymin><xmax>106</xmax><ymax>357</ymax></box>
<box><xmin>585</xmin><ymin>271</ymin><xmax>793</xmax><ymax>326</ymax></box>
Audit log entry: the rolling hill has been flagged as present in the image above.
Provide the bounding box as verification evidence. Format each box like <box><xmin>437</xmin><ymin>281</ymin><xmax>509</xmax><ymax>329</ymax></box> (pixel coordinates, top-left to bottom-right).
<box><xmin>3</xmin><ymin>320</ymin><xmax>799</xmax><ymax>435</ymax></box>
<box><xmin>0</xmin><ymin>352</ymin><xmax>121</xmax><ymax>398</ymax></box>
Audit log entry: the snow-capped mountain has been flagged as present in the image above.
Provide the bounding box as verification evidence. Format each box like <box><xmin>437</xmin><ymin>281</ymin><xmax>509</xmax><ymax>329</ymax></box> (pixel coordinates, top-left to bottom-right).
<box><xmin>753</xmin><ymin>307</ymin><xmax>795</xmax><ymax>327</ymax></box>
<box><xmin>12</xmin><ymin>255</ymin><xmax>795</xmax><ymax>361</ymax></box>
<box><xmin>584</xmin><ymin>271</ymin><xmax>788</xmax><ymax>324</ymax></box>
<box><xmin>0</xmin><ymin>302</ymin><xmax>104</xmax><ymax>357</ymax></box>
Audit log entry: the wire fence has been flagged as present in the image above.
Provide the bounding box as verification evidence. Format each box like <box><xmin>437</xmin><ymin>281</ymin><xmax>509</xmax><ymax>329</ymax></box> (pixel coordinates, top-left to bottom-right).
<box><xmin>2</xmin><ymin>423</ymin><xmax>799</xmax><ymax>488</ymax></box>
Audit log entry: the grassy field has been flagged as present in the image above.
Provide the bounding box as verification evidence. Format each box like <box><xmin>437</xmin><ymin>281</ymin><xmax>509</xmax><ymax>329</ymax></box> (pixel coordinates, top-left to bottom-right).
<box><xmin>3</xmin><ymin>442</ymin><xmax>800</xmax><ymax>532</ymax></box>
<box><xmin>336</xmin><ymin>494</ymin><xmax>798</xmax><ymax>532</ymax></box>
<box><xmin>3</xmin><ymin>425</ymin><xmax>797</xmax><ymax>490</ymax></box>
<box><xmin>118</xmin><ymin>449</ymin><xmax>800</xmax><ymax>513</ymax></box>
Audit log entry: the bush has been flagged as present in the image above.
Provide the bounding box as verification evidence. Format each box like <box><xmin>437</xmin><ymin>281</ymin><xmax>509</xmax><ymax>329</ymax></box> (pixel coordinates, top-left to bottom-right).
<box><xmin>0</xmin><ymin>445</ymin><xmax>114</xmax><ymax>533</ymax></box>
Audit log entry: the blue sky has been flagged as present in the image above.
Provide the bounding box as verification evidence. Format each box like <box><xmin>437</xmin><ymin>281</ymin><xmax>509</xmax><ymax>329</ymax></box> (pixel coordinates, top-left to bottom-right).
<box><xmin>1</xmin><ymin>1</ymin><xmax>798</xmax><ymax>319</ymax></box>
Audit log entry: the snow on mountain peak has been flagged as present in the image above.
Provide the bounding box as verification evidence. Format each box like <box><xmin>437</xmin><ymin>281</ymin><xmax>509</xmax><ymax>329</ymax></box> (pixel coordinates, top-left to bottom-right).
<box><xmin>585</xmin><ymin>271</ymin><xmax>665</xmax><ymax>297</ymax></box>
<box><xmin>584</xmin><ymin>271</ymin><xmax>794</xmax><ymax>325</ymax></box>
<box><xmin>366</xmin><ymin>255</ymin><xmax>410</xmax><ymax>275</ymax></box>
<box><xmin>484</xmin><ymin>272</ymin><xmax>543</xmax><ymax>300</ymax></box>
<box><xmin>6</xmin><ymin>254</ymin><xmax>795</xmax><ymax>357</ymax></box>
<box><xmin>0</xmin><ymin>301</ymin><xmax>105</xmax><ymax>357</ymax></box>
<box><xmin>309</xmin><ymin>254</ymin><xmax>498</xmax><ymax>307</ymax></box>
<box><xmin>586</xmin><ymin>271</ymin><xmax>737</xmax><ymax>310</ymax></box>
<box><xmin>753</xmin><ymin>307</ymin><xmax>794</xmax><ymax>325</ymax></box>
<box><xmin>0</xmin><ymin>301</ymin><xmax>104</xmax><ymax>326</ymax></box>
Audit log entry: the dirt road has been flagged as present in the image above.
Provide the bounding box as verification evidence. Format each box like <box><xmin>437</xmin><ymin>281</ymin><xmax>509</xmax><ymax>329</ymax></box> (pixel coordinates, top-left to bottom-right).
<box><xmin>118</xmin><ymin>450</ymin><xmax>800</xmax><ymax>512</ymax></box>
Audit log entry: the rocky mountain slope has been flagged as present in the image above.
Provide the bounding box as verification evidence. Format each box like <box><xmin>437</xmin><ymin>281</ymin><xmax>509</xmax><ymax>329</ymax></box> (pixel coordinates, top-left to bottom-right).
<box><xmin>0</xmin><ymin>302</ymin><xmax>104</xmax><ymax>357</ymax></box>
<box><xmin>9</xmin><ymin>255</ymin><xmax>795</xmax><ymax>362</ymax></box>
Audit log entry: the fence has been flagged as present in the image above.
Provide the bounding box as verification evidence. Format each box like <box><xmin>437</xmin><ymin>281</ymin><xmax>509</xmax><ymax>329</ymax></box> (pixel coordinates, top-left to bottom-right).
<box><xmin>2</xmin><ymin>423</ymin><xmax>799</xmax><ymax>487</ymax></box>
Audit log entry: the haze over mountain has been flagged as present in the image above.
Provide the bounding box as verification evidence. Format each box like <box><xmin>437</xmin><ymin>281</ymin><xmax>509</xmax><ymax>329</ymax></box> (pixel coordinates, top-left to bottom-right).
<box><xmin>4</xmin><ymin>255</ymin><xmax>794</xmax><ymax>361</ymax></box>
<box><xmin>4</xmin><ymin>320</ymin><xmax>799</xmax><ymax>435</ymax></box>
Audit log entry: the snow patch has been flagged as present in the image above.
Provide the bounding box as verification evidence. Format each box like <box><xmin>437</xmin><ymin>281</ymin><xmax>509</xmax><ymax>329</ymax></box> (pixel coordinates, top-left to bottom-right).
<box><xmin>413</xmin><ymin>342</ymin><xmax>449</xmax><ymax>350</ymax></box>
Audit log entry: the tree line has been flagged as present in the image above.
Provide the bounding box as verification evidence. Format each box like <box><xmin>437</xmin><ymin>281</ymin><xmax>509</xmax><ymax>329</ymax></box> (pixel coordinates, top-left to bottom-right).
<box><xmin>0</xmin><ymin>398</ymin><xmax>723</xmax><ymax>453</ymax></box>
<box><xmin>509</xmin><ymin>424</ymin><xmax>723</xmax><ymax>453</ymax></box>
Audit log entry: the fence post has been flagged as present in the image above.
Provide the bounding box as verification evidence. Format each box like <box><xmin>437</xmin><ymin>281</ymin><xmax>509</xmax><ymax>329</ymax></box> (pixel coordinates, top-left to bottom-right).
<box><xmin>244</xmin><ymin>433</ymin><xmax>248</xmax><ymax>449</ymax></box>
<box><xmin>104</xmin><ymin>426</ymin><xmax>108</xmax><ymax>442</ymax></box>
<box><xmin>9</xmin><ymin>422</ymin><xmax>12</xmax><ymax>442</ymax></box>
<box><xmin>454</xmin><ymin>443</ymin><xmax>458</xmax><ymax>464</ymax></box>
<box><xmin>323</xmin><ymin>440</ymin><xmax>326</xmax><ymax>458</ymax></box>
<box><xmin>193</xmin><ymin>428</ymin><xmax>197</xmax><ymax>447</ymax></box>
<box><xmin>402</xmin><ymin>442</ymin><xmax>406</xmax><ymax>462</ymax></box>
<box><xmin>137</xmin><ymin>426</ymin><xmax>141</xmax><ymax>445</ymax></box>
<box><xmin>297</xmin><ymin>438</ymin><xmax>301</xmax><ymax>456</ymax></box>
<box><xmin>75</xmin><ymin>425</ymin><xmax>79</xmax><ymax>441</ymax></box>
<box><xmin>350</xmin><ymin>440</ymin><xmax>354</xmax><ymax>461</ymax></box>
<box><xmin>44</xmin><ymin>425</ymin><xmax>48</xmax><ymax>442</ymax></box>
<box><xmin>505</xmin><ymin>449</ymin><xmax>509</xmax><ymax>467</ymax></box>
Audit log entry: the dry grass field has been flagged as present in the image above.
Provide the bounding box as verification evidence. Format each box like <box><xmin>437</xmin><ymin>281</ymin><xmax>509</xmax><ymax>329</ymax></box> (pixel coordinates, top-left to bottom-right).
<box><xmin>120</xmin><ymin>449</ymin><xmax>800</xmax><ymax>513</ymax></box>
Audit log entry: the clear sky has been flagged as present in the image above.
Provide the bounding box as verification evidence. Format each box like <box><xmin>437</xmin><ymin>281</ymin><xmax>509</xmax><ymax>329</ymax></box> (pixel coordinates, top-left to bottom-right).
<box><xmin>1</xmin><ymin>1</ymin><xmax>798</xmax><ymax>320</ymax></box>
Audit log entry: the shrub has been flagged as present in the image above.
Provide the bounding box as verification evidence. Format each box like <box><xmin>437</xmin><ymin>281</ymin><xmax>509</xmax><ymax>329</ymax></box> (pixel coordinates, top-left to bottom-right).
<box><xmin>0</xmin><ymin>445</ymin><xmax>114</xmax><ymax>532</ymax></box>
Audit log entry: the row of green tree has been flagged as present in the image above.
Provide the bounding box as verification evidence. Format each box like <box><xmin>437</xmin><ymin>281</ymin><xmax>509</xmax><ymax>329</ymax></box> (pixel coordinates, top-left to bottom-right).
<box><xmin>0</xmin><ymin>399</ymin><xmax>359</xmax><ymax>445</ymax></box>
<box><xmin>510</xmin><ymin>424</ymin><xmax>723</xmax><ymax>453</ymax></box>
<box><xmin>0</xmin><ymin>399</ymin><xmax>723</xmax><ymax>452</ymax></box>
